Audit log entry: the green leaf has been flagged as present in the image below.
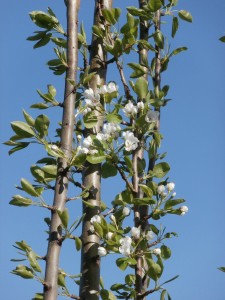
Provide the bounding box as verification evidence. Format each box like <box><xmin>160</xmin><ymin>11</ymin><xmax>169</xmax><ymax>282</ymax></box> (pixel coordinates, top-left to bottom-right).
<box><xmin>153</xmin><ymin>162</ymin><xmax>170</xmax><ymax>178</ymax></box>
<box><xmin>106</xmin><ymin>113</ymin><xmax>122</xmax><ymax>124</ymax></box>
<box><xmin>86</xmin><ymin>154</ymin><xmax>106</xmax><ymax>164</ymax></box>
<box><xmin>147</xmin><ymin>259</ymin><xmax>162</xmax><ymax>281</ymax></box>
<box><xmin>178</xmin><ymin>10</ymin><xmax>193</xmax><ymax>22</ymax></box>
<box><xmin>100</xmin><ymin>289</ymin><xmax>117</xmax><ymax>300</ymax></box>
<box><xmin>93</xmin><ymin>222</ymin><xmax>104</xmax><ymax>237</ymax></box>
<box><xmin>33</xmin><ymin>34</ymin><xmax>51</xmax><ymax>48</ymax></box>
<box><xmin>23</xmin><ymin>110</ymin><xmax>35</xmax><ymax>126</ymax></box>
<box><xmin>219</xmin><ymin>36</ymin><xmax>225</xmax><ymax>43</ymax></box>
<box><xmin>154</xmin><ymin>30</ymin><xmax>164</xmax><ymax>49</ymax></box>
<box><xmin>161</xmin><ymin>245</ymin><xmax>171</xmax><ymax>260</ymax></box>
<box><xmin>27</xmin><ymin>251</ymin><xmax>42</xmax><ymax>272</ymax></box>
<box><xmin>21</xmin><ymin>178</ymin><xmax>39</xmax><ymax>197</ymax></box>
<box><xmin>218</xmin><ymin>267</ymin><xmax>225</xmax><ymax>272</ymax></box>
<box><xmin>34</xmin><ymin>114</ymin><xmax>50</xmax><ymax>138</ymax></box>
<box><xmin>128</xmin><ymin>63</ymin><xmax>146</xmax><ymax>78</ymax></box>
<box><xmin>48</xmin><ymin>85</ymin><xmax>56</xmax><ymax>97</ymax></box>
<box><xmin>32</xmin><ymin>293</ymin><xmax>43</xmax><ymax>300</ymax></box>
<box><xmin>7</xmin><ymin>142</ymin><xmax>30</xmax><ymax>155</ymax></box>
<box><xmin>11</xmin><ymin>265</ymin><xmax>34</xmax><ymax>279</ymax></box>
<box><xmin>83</xmin><ymin>112</ymin><xmax>98</xmax><ymax>128</ymax></box>
<box><xmin>29</xmin><ymin>11</ymin><xmax>59</xmax><ymax>29</ymax></box>
<box><xmin>172</xmin><ymin>17</ymin><xmax>179</xmax><ymax>38</ymax></box>
<box><xmin>30</xmin><ymin>103</ymin><xmax>49</xmax><ymax>109</ymax></box>
<box><xmin>139</xmin><ymin>184</ymin><xmax>153</xmax><ymax>198</ymax></box>
<box><xmin>102</xmin><ymin>162</ymin><xmax>117</xmax><ymax>178</ymax></box>
<box><xmin>102</xmin><ymin>8</ymin><xmax>121</xmax><ymax>25</ymax></box>
<box><xmin>42</xmin><ymin>165</ymin><xmax>57</xmax><ymax>176</ymax></box>
<box><xmin>164</xmin><ymin>199</ymin><xmax>185</xmax><ymax>209</ymax></box>
<box><xmin>10</xmin><ymin>195</ymin><xmax>33</xmax><ymax>207</ymax></box>
<box><xmin>75</xmin><ymin>237</ymin><xmax>82</xmax><ymax>251</ymax></box>
<box><xmin>134</xmin><ymin>77</ymin><xmax>148</xmax><ymax>99</ymax></box>
<box><xmin>170</xmin><ymin>47</ymin><xmax>187</xmax><ymax>57</ymax></box>
<box><xmin>161</xmin><ymin>275</ymin><xmax>179</xmax><ymax>285</ymax></box>
<box><xmin>116</xmin><ymin>257</ymin><xmax>129</xmax><ymax>271</ymax></box>
<box><xmin>148</xmin><ymin>0</ymin><xmax>162</xmax><ymax>12</ymax></box>
<box><xmin>58</xmin><ymin>273</ymin><xmax>67</xmax><ymax>288</ymax></box>
<box><xmin>133</xmin><ymin>198</ymin><xmax>156</xmax><ymax>205</ymax></box>
<box><xmin>161</xmin><ymin>290</ymin><xmax>167</xmax><ymax>300</ymax></box>
<box><xmin>57</xmin><ymin>208</ymin><xmax>69</xmax><ymax>228</ymax></box>
<box><xmin>11</xmin><ymin>121</ymin><xmax>35</xmax><ymax>138</ymax></box>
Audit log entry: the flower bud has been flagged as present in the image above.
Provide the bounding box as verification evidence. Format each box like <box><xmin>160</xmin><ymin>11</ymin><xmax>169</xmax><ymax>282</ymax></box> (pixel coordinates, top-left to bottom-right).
<box><xmin>90</xmin><ymin>215</ymin><xmax>101</xmax><ymax>224</ymax></box>
<box><xmin>146</xmin><ymin>230</ymin><xmax>154</xmax><ymax>241</ymax></box>
<box><xmin>157</xmin><ymin>185</ymin><xmax>165</xmax><ymax>195</ymax></box>
<box><xmin>180</xmin><ymin>205</ymin><xmax>188</xmax><ymax>215</ymax></box>
<box><xmin>131</xmin><ymin>227</ymin><xmax>141</xmax><ymax>239</ymax></box>
<box><xmin>153</xmin><ymin>248</ymin><xmax>161</xmax><ymax>255</ymax></box>
<box><xmin>122</xmin><ymin>207</ymin><xmax>130</xmax><ymax>216</ymax></box>
<box><xmin>106</xmin><ymin>232</ymin><xmax>113</xmax><ymax>240</ymax></box>
<box><xmin>98</xmin><ymin>247</ymin><xmax>107</xmax><ymax>257</ymax></box>
<box><xmin>167</xmin><ymin>182</ymin><xmax>175</xmax><ymax>192</ymax></box>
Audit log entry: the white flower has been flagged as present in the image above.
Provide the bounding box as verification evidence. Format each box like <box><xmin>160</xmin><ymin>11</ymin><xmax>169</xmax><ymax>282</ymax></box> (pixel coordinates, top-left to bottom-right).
<box><xmin>77</xmin><ymin>134</ymin><xmax>82</xmax><ymax>141</ymax></box>
<box><xmin>83</xmin><ymin>136</ymin><xmax>92</xmax><ymax>149</ymax></box>
<box><xmin>77</xmin><ymin>146</ymin><xmax>89</xmax><ymax>155</ymax></box>
<box><xmin>90</xmin><ymin>215</ymin><xmax>101</xmax><ymax>224</ymax></box>
<box><xmin>98</xmin><ymin>85</ymin><xmax>108</xmax><ymax>94</ymax></box>
<box><xmin>84</xmin><ymin>88</ymin><xmax>100</xmax><ymax>107</ymax></box>
<box><xmin>50</xmin><ymin>145</ymin><xmax>58</xmax><ymax>151</ymax></box>
<box><xmin>107</xmin><ymin>82</ymin><xmax>118</xmax><ymax>93</ymax></box>
<box><xmin>157</xmin><ymin>185</ymin><xmax>165</xmax><ymax>195</ymax></box>
<box><xmin>103</xmin><ymin>123</ymin><xmax>121</xmax><ymax>136</ymax></box>
<box><xmin>180</xmin><ymin>206</ymin><xmax>188</xmax><ymax>215</ymax></box>
<box><xmin>98</xmin><ymin>82</ymin><xmax>119</xmax><ymax>94</ymax></box>
<box><xmin>137</xmin><ymin>101</ymin><xmax>144</xmax><ymax>111</ymax></box>
<box><xmin>89</xmin><ymin>149</ymin><xmax>98</xmax><ymax>155</ymax></box>
<box><xmin>123</xmin><ymin>131</ymin><xmax>139</xmax><ymax>151</ymax></box>
<box><xmin>146</xmin><ymin>230</ymin><xmax>154</xmax><ymax>241</ymax></box>
<box><xmin>122</xmin><ymin>207</ymin><xmax>130</xmax><ymax>216</ymax></box>
<box><xmin>131</xmin><ymin>227</ymin><xmax>141</xmax><ymax>239</ymax></box>
<box><xmin>167</xmin><ymin>182</ymin><xmax>175</xmax><ymax>192</ymax></box>
<box><xmin>123</xmin><ymin>101</ymin><xmax>138</xmax><ymax>117</ymax></box>
<box><xmin>98</xmin><ymin>247</ymin><xmax>107</xmax><ymax>257</ymax></box>
<box><xmin>119</xmin><ymin>236</ymin><xmax>132</xmax><ymax>256</ymax></box>
<box><xmin>89</xmin><ymin>225</ymin><xmax>95</xmax><ymax>233</ymax></box>
<box><xmin>106</xmin><ymin>232</ymin><xmax>113</xmax><ymax>239</ymax></box>
<box><xmin>172</xmin><ymin>192</ymin><xmax>176</xmax><ymax>197</ymax></box>
<box><xmin>145</xmin><ymin>110</ymin><xmax>159</xmax><ymax>125</ymax></box>
<box><xmin>153</xmin><ymin>248</ymin><xmax>161</xmax><ymax>255</ymax></box>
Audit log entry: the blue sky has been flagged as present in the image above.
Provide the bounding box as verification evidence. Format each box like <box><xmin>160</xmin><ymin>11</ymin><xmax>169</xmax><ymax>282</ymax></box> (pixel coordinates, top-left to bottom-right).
<box><xmin>1</xmin><ymin>0</ymin><xmax>225</xmax><ymax>299</ymax></box>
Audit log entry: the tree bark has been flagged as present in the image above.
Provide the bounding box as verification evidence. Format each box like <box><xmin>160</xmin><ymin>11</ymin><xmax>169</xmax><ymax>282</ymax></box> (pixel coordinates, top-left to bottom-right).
<box><xmin>43</xmin><ymin>1</ymin><xmax>80</xmax><ymax>299</ymax></box>
<box><xmin>79</xmin><ymin>1</ymin><xmax>112</xmax><ymax>300</ymax></box>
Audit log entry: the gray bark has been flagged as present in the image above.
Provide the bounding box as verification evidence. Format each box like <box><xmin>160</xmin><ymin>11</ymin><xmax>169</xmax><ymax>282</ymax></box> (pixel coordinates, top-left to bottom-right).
<box><xmin>43</xmin><ymin>1</ymin><xmax>80</xmax><ymax>299</ymax></box>
<box><xmin>79</xmin><ymin>1</ymin><xmax>112</xmax><ymax>300</ymax></box>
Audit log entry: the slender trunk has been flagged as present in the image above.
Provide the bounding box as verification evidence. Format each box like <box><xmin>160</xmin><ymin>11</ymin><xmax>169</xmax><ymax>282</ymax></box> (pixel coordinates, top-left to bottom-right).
<box><xmin>80</xmin><ymin>1</ymin><xmax>112</xmax><ymax>300</ymax></box>
<box><xmin>43</xmin><ymin>1</ymin><xmax>80</xmax><ymax>299</ymax></box>
<box><xmin>148</xmin><ymin>10</ymin><xmax>161</xmax><ymax>173</ymax></box>
<box><xmin>133</xmin><ymin>1</ymin><xmax>150</xmax><ymax>298</ymax></box>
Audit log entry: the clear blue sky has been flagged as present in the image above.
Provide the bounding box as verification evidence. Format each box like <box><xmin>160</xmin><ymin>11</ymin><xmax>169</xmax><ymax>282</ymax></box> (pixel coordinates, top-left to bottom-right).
<box><xmin>1</xmin><ymin>1</ymin><xmax>225</xmax><ymax>299</ymax></box>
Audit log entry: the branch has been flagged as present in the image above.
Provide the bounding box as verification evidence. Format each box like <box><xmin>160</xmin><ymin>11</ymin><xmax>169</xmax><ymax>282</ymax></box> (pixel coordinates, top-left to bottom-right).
<box><xmin>113</xmin><ymin>162</ymin><xmax>136</xmax><ymax>193</ymax></box>
<box><xmin>115</xmin><ymin>58</ymin><xmax>132</xmax><ymax>100</ymax></box>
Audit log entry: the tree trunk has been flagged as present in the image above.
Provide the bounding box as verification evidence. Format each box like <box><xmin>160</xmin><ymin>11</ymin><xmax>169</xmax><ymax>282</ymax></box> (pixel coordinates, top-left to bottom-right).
<box><xmin>79</xmin><ymin>1</ymin><xmax>112</xmax><ymax>300</ymax></box>
<box><xmin>43</xmin><ymin>1</ymin><xmax>80</xmax><ymax>299</ymax></box>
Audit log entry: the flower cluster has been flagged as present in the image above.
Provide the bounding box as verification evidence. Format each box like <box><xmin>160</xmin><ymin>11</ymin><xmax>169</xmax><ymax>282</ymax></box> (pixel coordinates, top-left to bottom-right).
<box><xmin>96</xmin><ymin>122</ymin><xmax>121</xmax><ymax>142</ymax></box>
<box><xmin>123</xmin><ymin>131</ymin><xmax>139</xmax><ymax>151</ymax></box>
<box><xmin>119</xmin><ymin>236</ymin><xmax>132</xmax><ymax>256</ymax></box>
<box><xmin>97</xmin><ymin>82</ymin><xmax>118</xmax><ymax>95</ymax></box>
<box><xmin>180</xmin><ymin>205</ymin><xmax>188</xmax><ymax>215</ymax></box>
<box><xmin>77</xmin><ymin>136</ymin><xmax>98</xmax><ymax>155</ymax></box>
<box><xmin>157</xmin><ymin>182</ymin><xmax>176</xmax><ymax>198</ymax></box>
